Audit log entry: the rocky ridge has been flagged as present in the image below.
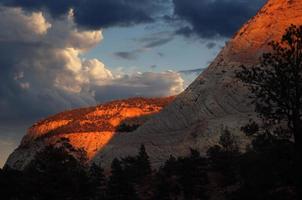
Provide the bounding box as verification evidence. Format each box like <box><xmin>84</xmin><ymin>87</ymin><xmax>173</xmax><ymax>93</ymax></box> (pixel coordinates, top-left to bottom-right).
<box><xmin>5</xmin><ymin>0</ymin><xmax>302</xmax><ymax>169</ymax></box>
<box><xmin>91</xmin><ymin>0</ymin><xmax>302</xmax><ymax>167</ymax></box>
<box><xmin>5</xmin><ymin>97</ymin><xmax>174</xmax><ymax>169</ymax></box>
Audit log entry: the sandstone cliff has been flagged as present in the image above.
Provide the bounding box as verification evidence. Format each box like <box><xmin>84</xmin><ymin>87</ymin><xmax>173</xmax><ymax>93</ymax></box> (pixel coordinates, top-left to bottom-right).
<box><xmin>91</xmin><ymin>0</ymin><xmax>302</xmax><ymax>167</ymax></box>
<box><xmin>5</xmin><ymin>97</ymin><xmax>174</xmax><ymax>169</ymax></box>
<box><xmin>6</xmin><ymin>0</ymin><xmax>302</xmax><ymax>169</ymax></box>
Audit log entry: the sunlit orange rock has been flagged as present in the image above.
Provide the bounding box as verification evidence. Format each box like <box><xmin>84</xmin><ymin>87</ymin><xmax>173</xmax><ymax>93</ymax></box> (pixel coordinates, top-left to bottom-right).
<box><xmin>6</xmin><ymin>0</ymin><xmax>302</xmax><ymax>170</ymax></box>
<box><xmin>218</xmin><ymin>0</ymin><xmax>302</xmax><ymax>65</ymax></box>
<box><xmin>5</xmin><ymin>97</ymin><xmax>174</xmax><ymax>169</ymax></box>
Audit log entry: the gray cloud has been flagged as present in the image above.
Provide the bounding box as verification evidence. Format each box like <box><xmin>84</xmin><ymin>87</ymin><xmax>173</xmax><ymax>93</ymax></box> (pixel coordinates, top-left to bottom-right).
<box><xmin>206</xmin><ymin>42</ymin><xmax>216</xmax><ymax>49</ymax></box>
<box><xmin>0</xmin><ymin>6</ymin><xmax>185</xmax><ymax>130</ymax></box>
<box><xmin>173</xmin><ymin>0</ymin><xmax>266</xmax><ymax>38</ymax></box>
<box><xmin>93</xmin><ymin>71</ymin><xmax>184</xmax><ymax>102</ymax></box>
<box><xmin>157</xmin><ymin>52</ymin><xmax>164</xmax><ymax>57</ymax></box>
<box><xmin>1</xmin><ymin>0</ymin><xmax>167</xmax><ymax>29</ymax></box>
<box><xmin>137</xmin><ymin>31</ymin><xmax>174</xmax><ymax>48</ymax></box>
<box><xmin>114</xmin><ymin>31</ymin><xmax>173</xmax><ymax>60</ymax></box>
<box><xmin>114</xmin><ymin>51</ymin><xmax>138</xmax><ymax>60</ymax></box>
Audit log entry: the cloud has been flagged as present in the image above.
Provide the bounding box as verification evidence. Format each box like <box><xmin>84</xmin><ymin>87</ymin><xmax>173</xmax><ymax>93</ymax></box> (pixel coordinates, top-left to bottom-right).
<box><xmin>114</xmin><ymin>31</ymin><xmax>173</xmax><ymax>60</ymax></box>
<box><xmin>172</xmin><ymin>0</ymin><xmax>265</xmax><ymax>38</ymax></box>
<box><xmin>0</xmin><ymin>7</ymin><xmax>51</xmax><ymax>41</ymax></box>
<box><xmin>114</xmin><ymin>51</ymin><xmax>138</xmax><ymax>60</ymax></box>
<box><xmin>137</xmin><ymin>31</ymin><xmax>174</xmax><ymax>48</ymax></box>
<box><xmin>178</xmin><ymin>68</ymin><xmax>204</xmax><ymax>76</ymax></box>
<box><xmin>1</xmin><ymin>0</ymin><xmax>167</xmax><ymax>29</ymax></box>
<box><xmin>0</xmin><ymin>6</ymin><xmax>184</xmax><ymax>126</ymax></box>
<box><xmin>93</xmin><ymin>71</ymin><xmax>184</xmax><ymax>102</ymax></box>
<box><xmin>157</xmin><ymin>52</ymin><xmax>164</xmax><ymax>57</ymax></box>
<box><xmin>206</xmin><ymin>42</ymin><xmax>216</xmax><ymax>49</ymax></box>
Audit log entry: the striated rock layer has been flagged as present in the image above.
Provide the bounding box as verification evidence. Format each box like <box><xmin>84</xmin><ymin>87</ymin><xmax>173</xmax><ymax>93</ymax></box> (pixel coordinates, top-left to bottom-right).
<box><xmin>5</xmin><ymin>97</ymin><xmax>174</xmax><ymax>169</ymax></box>
<box><xmin>5</xmin><ymin>0</ymin><xmax>302</xmax><ymax>169</ymax></box>
<box><xmin>91</xmin><ymin>0</ymin><xmax>302</xmax><ymax>167</ymax></box>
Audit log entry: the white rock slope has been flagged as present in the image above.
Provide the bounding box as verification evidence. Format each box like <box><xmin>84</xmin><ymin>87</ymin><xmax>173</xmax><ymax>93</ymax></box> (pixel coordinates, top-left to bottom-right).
<box><xmin>6</xmin><ymin>0</ymin><xmax>302</xmax><ymax>169</ymax></box>
<box><xmin>94</xmin><ymin>0</ymin><xmax>302</xmax><ymax>167</ymax></box>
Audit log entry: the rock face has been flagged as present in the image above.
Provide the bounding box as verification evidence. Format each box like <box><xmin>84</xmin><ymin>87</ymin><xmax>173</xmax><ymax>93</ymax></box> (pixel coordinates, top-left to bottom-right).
<box><xmin>5</xmin><ymin>0</ymin><xmax>302</xmax><ymax>169</ymax></box>
<box><xmin>92</xmin><ymin>0</ymin><xmax>302</xmax><ymax>167</ymax></box>
<box><xmin>5</xmin><ymin>97</ymin><xmax>174</xmax><ymax>170</ymax></box>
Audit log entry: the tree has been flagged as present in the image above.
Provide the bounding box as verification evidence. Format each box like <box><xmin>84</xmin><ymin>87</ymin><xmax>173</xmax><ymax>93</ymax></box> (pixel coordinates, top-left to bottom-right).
<box><xmin>219</xmin><ymin>128</ymin><xmax>239</xmax><ymax>153</ymax></box>
<box><xmin>178</xmin><ymin>149</ymin><xmax>208</xmax><ymax>199</ymax></box>
<box><xmin>236</xmin><ymin>24</ymin><xmax>302</xmax><ymax>197</ymax></box>
<box><xmin>89</xmin><ymin>163</ymin><xmax>107</xmax><ymax>200</ymax></box>
<box><xmin>207</xmin><ymin>129</ymin><xmax>240</xmax><ymax>185</ymax></box>
<box><xmin>107</xmin><ymin>158</ymin><xmax>138</xmax><ymax>200</ymax></box>
<box><xmin>24</xmin><ymin>140</ymin><xmax>90</xmax><ymax>200</ymax></box>
<box><xmin>0</xmin><ymin>167</ymin><xmax>26</xmax><ymax>200</ymax></box>
<box><xmin>236</xmin><ymin>24</ymin><xmax>302</xmax><ymax>151</ymax></box>
<box><xmin>136</xmin><ymin>144</ymin><xmax>151</xmax><ymax>177</ymax></box>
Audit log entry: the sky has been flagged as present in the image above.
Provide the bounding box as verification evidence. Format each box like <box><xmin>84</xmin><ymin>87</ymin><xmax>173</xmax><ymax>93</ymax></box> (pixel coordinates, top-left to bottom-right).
<box><xmin>0</xmin><ymin>0</ymin><xmax>266</xmax><ymax>167</ymax></box>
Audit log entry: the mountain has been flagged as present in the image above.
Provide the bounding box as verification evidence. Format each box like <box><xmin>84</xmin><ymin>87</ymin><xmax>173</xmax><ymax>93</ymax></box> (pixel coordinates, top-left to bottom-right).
<box><xmin>5</xmin><ymin>97</ymin><xmax>174</xmax><ymax>170</ymax></box>
<box><xmin>5</xmin><ymin>0</ymin><xmax>302</xmax><ymax>169</ymax></box>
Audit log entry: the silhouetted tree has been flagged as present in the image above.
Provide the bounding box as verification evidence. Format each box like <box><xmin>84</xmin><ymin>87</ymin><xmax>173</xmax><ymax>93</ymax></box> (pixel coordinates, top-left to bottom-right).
<box><xmin>162</xmin><ymin>155</ymin><xmax>178</xmax><ymax>177</ymax></box>
<box><xmin>136</xmin><ymin>144</ymin><xmax>151</xmax><ymax>178</ymax></box>
<box><xmin>107</xmin><ymin>158</ymin><xmax>138</xmax><ymax>200</ymax></box>
<box><xmin>0</xmin><ymin>167</ymin><xmax>27</xmax><ymax>200</ymax></box>
<box><xmin>236</xmin><ymin>24</ymin><xmax>302</xmax><ymax>153</ymax></box>
<box><xmin>178</xmin><ymin>149</ymin><xmax>208</xmax><ymax>199</ymax></box>
<box><xmin>207</xmin><ymin>129</ymin><xmax>240</xmax><ymax>185</ymax></box>
<box><xmin>22</xmin><ymin>139</ymin><xmax>90</xmax><ymax>200</ymax></box>
<box><xmin>154</xmin><ymin>150</ymin><xmax>208</xmax><ymax>200</ymax></box>
<box><xmin>89</xmin><ymin>163</ymin><xmax>107</xmax><ymax>200</ymax></box>
<box><xmin>236</xmin><ymin>24</ymin><xmax>302</xmax><ymax>198</ymax></box>
<box><xmin>219</xmin><ymin>128</ymin><xmax>240</xmax><ymax>153</ymax></box>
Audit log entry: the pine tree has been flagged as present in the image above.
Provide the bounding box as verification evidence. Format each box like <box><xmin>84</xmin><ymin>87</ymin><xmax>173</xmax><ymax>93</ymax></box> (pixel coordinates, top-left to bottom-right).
<box><xmin>236</xmin><ymin>24</ymin><xmax>302</xmax><ymax>152</ymax></box>
<box><xmin>107</xmin><ymin>158</ymin><xmax>138</xmax><ymax>200</ymax></box>
<box><xmin>178</xmin><ymin>149</ymin><xmax>208</xmax><ymax>200</ymax></box>
<box><xmin>89</xmin><ymin>163</ymin><xmax>107</xmax><ymax>200</ymax></box>
<box><xmin>236</xmin><ymin>24</ymin><xmax>302</xmax><ymax>197</ymax></box>
<box><xmin>219</xmin><ymin>129</ymin><xmax>239</xmax><ymax>153</ymax></box>
<box><xmin>136</xmin><ymin>144</ymin><xmax>151</xmax><ymax>177</ymax></box>
<box><xmin>24</xmin><ymin>144</ymin><xmax>90</xmax><ymax>200</ymax></box>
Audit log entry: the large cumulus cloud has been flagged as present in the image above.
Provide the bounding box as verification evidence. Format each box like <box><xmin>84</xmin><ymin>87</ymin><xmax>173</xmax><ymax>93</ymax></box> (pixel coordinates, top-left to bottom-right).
<box><xmin>0</xmin><ymin>6</ymin><xmax>184</xmax><ymax>123</ymax></box>
<box><xmin>172</xmin><ymin>0</ymin><xmax>266</xmax><ymax>38</ymax></box>
<box><xmin>0</xmin><ymin>0</ymin><xmax>167</xmax><ymax>29</ymax></box>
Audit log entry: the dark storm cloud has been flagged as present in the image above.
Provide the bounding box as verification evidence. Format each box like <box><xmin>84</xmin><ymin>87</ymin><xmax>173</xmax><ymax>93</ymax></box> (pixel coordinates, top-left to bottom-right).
<box><xmin>173</xmin><ymin>0</ymin><xmax>266</xmax><ymax>38</ymax></box>
<box><xmin>157</xmin><ymin>52</ymin><xmax>164</xmax><ymax>57</ymax></box>
<box><xmin>0</xmin><ymin>7</ymin><xmax>185</xmax><ymax>127</ymax></box>
<box><xmin>114</xmin><ymin>31</ymin><xmax>174</xmax><ymax>60</ymax></box>
<box><xmin>142</xmin><ymin>36</ymin><xmax>174</xmax><ymax>48</ymax></box>
<box><xmin>206</xmin><ymin>42</ymin><xmax>216</xmax><ymax>49</ymax></box>
<box><xmin>114</xmin><ymin>51</ymin><xmax>138</xmax><ymax>60</ymax></box>
<box><xmin>1</xmin><ymin>0</ymin><xmax>166</xmax><ymax>29</ymax></box>
<box><xmin>0</xmin><ymin>0</ymin><xmax>73</xmax><ymax>16</ymax></box>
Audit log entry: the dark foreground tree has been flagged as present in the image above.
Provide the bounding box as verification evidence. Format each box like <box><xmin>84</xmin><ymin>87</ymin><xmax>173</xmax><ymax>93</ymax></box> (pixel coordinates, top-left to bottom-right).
<box><xmin>89</xmin><ymin>163</ymin><xmax>107</xmax><ymax>200</ymax></box>
<box><xmin>207</xmin><ymin>128</ymin><xmax>240</xmax><ymax>186</ymax></box>
<box><xmin>107</xmin><ymin>158</ymin><xmax>138</xmax><ymax>200</ymax></box>
<box><xmin>236</xmin><ymin>24</ymin><xmax>302</xmax><ymax>151</ymax></box>
<box><xmin>136</xmin><ymin>144</ymin><xmax>151</xmax><ymax>177</ymax></box>
<box><xmin>154</xmin><ymin>150</ymin><xmax>208</xmax><ymax>200</ymax></box>
<box><xmin>236</xmin><ymin>24</ymin><xmax>302</xmax><ymax>197</ymax></box>
<box><xmin>24</xmin><ymin>142</ymin><xmax>90</xmax><ymax>200</ymax></box>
